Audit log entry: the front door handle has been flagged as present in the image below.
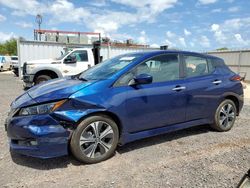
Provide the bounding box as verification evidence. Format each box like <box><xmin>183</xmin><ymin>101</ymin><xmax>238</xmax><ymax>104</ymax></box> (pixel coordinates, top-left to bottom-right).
<box><xmin>212</xmin><ymin>80</ymin><xmax>222</xmax><ymax>85</ymax></box>
<box><xmin>172</xmin><ymin>86</ymin><xmax>186</xmax><ymax>91</ymax></box>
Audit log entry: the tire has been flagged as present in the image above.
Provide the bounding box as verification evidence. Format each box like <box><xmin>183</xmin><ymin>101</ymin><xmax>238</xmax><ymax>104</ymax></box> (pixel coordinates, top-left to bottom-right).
<box><xmin>211</xmin><ymin>99</ymin><xmax>237</xmax><ymax>132</ymax></box>
<box><xmin>13</xmin><ymin>69</ymin><xmax>19</xmax><ymax>77</ymax></box>
<box><xmin>34</xmin><ymin>75</ymin><xmax>51</xmax><ymax>85</ymax></box>
<box><xmin>70</xmin><ymin>115</ymin><xmax>119</xmax><ymax>164</ymax></box>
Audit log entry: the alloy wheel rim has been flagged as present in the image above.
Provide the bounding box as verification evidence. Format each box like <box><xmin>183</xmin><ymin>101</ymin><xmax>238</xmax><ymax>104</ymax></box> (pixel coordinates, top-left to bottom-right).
<box><xmin>219</xmin><ymin>103</ymin><xmax>235</xmax><ymax>128</ymax></box>
<box><xmin>79</xmin><ymin>121</ymin><xmax>114</xmax><ymax>159</ymax></box>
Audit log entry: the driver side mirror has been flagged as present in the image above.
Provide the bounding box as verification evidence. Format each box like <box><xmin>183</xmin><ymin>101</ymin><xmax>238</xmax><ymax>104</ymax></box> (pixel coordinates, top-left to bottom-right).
<box><xmin>64</xmin><ymin>54</ymin><xmax>77</xmax><ymax>64</ymax></box>
<box><xmin>129</xmin><ymin>73</ymin><xmax>153</xmax><ymax>86</ymax></box>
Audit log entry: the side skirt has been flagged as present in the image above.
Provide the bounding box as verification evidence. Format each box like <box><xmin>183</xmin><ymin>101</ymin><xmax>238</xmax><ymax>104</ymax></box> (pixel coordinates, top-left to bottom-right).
<box><xmin>119</xmin><ymin>119</ymin><xmax>211</xmax><ymax>145</ymax></box>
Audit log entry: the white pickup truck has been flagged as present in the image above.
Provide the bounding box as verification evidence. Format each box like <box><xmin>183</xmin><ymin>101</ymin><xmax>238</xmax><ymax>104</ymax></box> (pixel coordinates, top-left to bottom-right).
<box><xmin>22</xmin><ymin>48</ymin><xmax>95</xmax><ymax>88</ymax></box>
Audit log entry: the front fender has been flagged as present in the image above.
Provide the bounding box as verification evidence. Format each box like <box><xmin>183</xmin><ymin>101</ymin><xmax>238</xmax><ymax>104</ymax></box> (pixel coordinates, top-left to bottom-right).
<box><xmin>51</xmin><ymin>98</ymin><xmax>107</xmax><ymax>124</ymax></box>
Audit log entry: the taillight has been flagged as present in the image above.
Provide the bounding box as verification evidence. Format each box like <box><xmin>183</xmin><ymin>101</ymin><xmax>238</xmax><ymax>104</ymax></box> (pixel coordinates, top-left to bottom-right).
<box><xmin>230</xmin><ymin>75</ymin><xmax>242</xmax><ymax>81</ymax></box>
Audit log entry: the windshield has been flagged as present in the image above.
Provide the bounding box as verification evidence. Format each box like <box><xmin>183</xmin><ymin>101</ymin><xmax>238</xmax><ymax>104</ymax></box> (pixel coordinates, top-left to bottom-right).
<box><xmin>79</xmin><ymin>54</ymin><xmax>142</xmax><ymax>80</ymax></box>
<box><xmin>11</xmin><ymin>57</ymin><xmax>18</xmax><ymax>60</ymax></box>
<box><xmin>56</xmin><ymin>51</ymin><xmax>71</xmax><ymax>60</ymax></box>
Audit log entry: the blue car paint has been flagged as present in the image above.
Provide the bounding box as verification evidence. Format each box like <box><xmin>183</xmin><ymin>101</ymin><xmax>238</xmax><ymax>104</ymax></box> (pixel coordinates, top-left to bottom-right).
<box><xmin>7</xmin><ymin>114</ymin><xmax>70</xmax><ymax>158</ymax></box>
<box><xmin>5</xmin><ymin>50</ymin><xmax>244</xmax><ymax>158</ymax></box>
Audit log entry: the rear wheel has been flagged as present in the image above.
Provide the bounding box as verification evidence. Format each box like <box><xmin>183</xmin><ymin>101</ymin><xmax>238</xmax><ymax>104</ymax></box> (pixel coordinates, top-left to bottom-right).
<box><xmin>34</xmin><ymin>75</ymin><xmax>51</xmax><ymax>85</ymax></box>
<box><xmin>70</xmin><ymin>115</ymin><xmax>119</xmax><ymax>164</ymax></box>
<box><xmin>211</xmin><ymin>99</ymin><xmax>237</xmax><ymax>131</ymax></box>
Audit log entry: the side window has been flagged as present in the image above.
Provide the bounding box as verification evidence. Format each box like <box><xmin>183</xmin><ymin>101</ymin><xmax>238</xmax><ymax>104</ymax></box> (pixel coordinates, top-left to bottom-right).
<box><xmin>2</xmin><ymin>57</ymin><xmax>6</xmax><ymax>63</ymax></box>
<box><xmin>71</xmin><ymin>50</ymin><xmax>88</xmax><ymax>62</ymax></box>
<box><xmin>116</xmin><ymin>54</ymin><xmax>180</xmax><ymax>86</ymax></box>
<box><xmin>184</xmin><ymin>55</ymin><xmax>208</xmax><ymax>77</ymax></box>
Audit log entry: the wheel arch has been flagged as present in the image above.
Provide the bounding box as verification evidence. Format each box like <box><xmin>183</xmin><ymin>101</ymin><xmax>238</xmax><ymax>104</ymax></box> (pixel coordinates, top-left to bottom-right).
<box><xmin>224</xmin><ymin>95</ymin><xmax>239</xmax><ymax>114</ymax></box>
<box><xmin>33</xmin><ymin>69</ymin><xmax>59</xmax><ymax>82</ymax></box>
<box><xmin>76</xmin><ymin>110</ymin><xmax>123</xmax><ymax>138</ymax></box>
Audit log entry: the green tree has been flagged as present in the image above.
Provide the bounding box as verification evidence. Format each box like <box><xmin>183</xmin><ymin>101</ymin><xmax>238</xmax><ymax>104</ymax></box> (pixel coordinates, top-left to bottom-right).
<box><xmin>0</xmin><ymin>38</ymin><xmax>17</xmax><ymax>55</ymax></box>
<box><xmin>216</xmin><ymin>47</ymin><xmax>229</xmax><ymax>51</ymax></box>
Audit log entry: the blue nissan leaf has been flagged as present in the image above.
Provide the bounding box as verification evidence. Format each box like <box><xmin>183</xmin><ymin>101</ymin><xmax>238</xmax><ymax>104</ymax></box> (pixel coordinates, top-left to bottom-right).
<box><xmin>5</xmin><ymin>51</ymin><xmax>243</xmax><ymax>163</ymax></box>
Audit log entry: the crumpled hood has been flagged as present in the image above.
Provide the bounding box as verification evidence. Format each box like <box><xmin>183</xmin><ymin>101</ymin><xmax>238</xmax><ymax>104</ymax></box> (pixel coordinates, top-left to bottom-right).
<box><xmin>12</xmin><ymin>77</ymin><xmax>94</xmax><ymax>108</ymax></box>
<box><xmin>27</xmin><ymin>58</ymin><xmax>60</xmax><ymax>64</ymax></box>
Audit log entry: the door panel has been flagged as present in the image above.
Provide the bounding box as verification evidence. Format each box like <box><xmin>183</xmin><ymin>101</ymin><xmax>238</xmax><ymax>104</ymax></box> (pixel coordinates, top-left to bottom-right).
<box><xmin>63</xmin><ymin>50</ymin><xmax>89</xmax><ymax>76</ymax></box>
<box><xmin>184</xmin><ymin>73</ymin><xmax>224</xmax><ymax>121</ymax></box>
<box><xmin>182</xmin><ymin>55</ymin><xmax>224</xmax><ymax>121</ymax></box>
<box><xmin>125</xmin><ymin>80</ymin><xmax>187</xmax><ymax>133</ymax></box>
<box><xmin>115</xmin><ymin>53</ymin><xmax>188</xmax><ymax>133</ymax></box>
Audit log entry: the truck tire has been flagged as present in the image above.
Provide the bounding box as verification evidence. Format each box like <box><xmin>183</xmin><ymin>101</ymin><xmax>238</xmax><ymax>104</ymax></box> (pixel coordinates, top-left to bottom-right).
<box><xmin>13</xmin><ymin>68</ymin><xmax>19</xmax><ymax>77</ymax></box>
<box><xmin>34</xmin><ymin>75</ymin><xmax>52</xmax><ymax>85</ymax></box>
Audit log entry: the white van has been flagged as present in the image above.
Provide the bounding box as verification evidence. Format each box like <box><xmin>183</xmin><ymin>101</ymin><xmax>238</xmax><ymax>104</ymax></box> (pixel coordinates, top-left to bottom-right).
<box><xmin>0</xmin><ymin>56</ymin><xmax>11</xmax><ymax>71</ymax></box>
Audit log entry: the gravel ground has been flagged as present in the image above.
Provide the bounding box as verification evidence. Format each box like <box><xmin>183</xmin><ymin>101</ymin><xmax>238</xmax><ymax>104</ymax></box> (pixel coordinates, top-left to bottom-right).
<box><xmin>0</xmin><ymin>72</ymin><xmax>249</xmax><ymax>188</ymax></box>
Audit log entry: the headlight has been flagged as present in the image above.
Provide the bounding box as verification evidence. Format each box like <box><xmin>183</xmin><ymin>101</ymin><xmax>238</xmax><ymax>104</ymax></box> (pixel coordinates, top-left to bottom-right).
<box><xmin>18</xmin><ymin>100</ymin><xmax>66</xmax><ymax>116</ymax></box>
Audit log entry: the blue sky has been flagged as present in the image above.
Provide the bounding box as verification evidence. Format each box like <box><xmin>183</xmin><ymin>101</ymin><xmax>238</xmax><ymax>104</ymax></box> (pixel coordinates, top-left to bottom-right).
<box><xmin>0</xmin><ymin>0</ymin><xmax>250</xmax><ymax>51</ymax></box>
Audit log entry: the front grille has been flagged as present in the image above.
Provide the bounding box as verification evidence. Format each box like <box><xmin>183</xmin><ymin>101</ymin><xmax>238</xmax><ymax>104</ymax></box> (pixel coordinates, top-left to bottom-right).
<box><xmin>22</xmin><ymin>62</ymin><xmax>27</xmax><ymax>75</ymax></box>
<box><xmin>11</xmin><ymin>139</ymin><xmax>38</xmax><ymax>146</ymax></box>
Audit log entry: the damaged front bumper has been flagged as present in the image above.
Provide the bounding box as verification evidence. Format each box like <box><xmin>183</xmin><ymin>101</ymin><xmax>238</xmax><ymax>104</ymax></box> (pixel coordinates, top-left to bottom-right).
<box><xmin>6</xmin><ymin>113</ymin><xmax>71</xmax><ymax>158</ymax></box>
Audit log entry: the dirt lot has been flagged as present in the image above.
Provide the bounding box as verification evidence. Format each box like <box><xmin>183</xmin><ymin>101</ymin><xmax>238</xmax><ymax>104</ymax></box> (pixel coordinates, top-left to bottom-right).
<box><xmin>0</xmin><ymin>72</ymin><xmax>249</xmax><ymax>188</ymax></box>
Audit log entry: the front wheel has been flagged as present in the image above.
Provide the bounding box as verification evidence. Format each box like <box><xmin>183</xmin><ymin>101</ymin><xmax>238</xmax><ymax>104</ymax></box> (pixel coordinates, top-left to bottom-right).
<box><xmin>211</xmin><ymin>99</ymin><xmax>237</xmax><ymax>131</ymax></box>
<box><xmin>34</xmin><ymin>75</ymin><xmax>51</xmax><ymax>85</ymax></box>
<box><xmin>70</xmin><ymin>115</ymin><xmax>119</xmax><ymax>164</ymax></box>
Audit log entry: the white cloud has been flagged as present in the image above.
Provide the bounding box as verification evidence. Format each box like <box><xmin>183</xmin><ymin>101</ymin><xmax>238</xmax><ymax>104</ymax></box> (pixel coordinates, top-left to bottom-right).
<box><xmin>0</xmin><ymin>0</ymin><xmax>179</xmax><ymax>39</ymax></box>
<box><xmin>166</xmin><ymin>31</ymin><xmax>175</xmax><ymax>38</ymax></box>
<box><xmin>211</xmin><ymin>17</ymin><xmax>250</xmax><ymax>47</ymax></box>
<box><xmin>234</xmin><ymin>34</ymin><xmax>247</xmax><ymax>45</ymax></box>
<box><xmin>150</xmin><ymin>43</ymin><xmax>160</xmax><ymax>48</ymax></box>
<box><xmin>111</xmin><ymin>0</ymin><xmax>177</xmax><ymax>14</ymax></box>
<box><xmin>211</xmin><ymin>24</ymin><xmax>227</xmax><ymax>44</ymax></box>
<box><xmin>190</xmin><ymin>42</ymin><xmax>195</xmax><ymax>47</ymax></box>
<box><xmin>211</xmin><ymin>8</ymin><xmax>222</xmax><ymax>13</ymax></box>
<box><xmin>0</xmin><ymin>32</ymin><xmax>16</xmax><ymax>42</ymax></box>
<box><xmin>89</xmin><ymin>0</ymin><xmax>106</xmax><ymax>7</ymax></box>
<box><xmin>165</xmin><ymin>39</ymin><xmax>174</xmax><ymax>47</ymax></box>
<box><xmin>228</xmin><ymin>6</ymin><xmax>240</xmax><ymax>12</ymax></box>
<box><xmin>200</xmin><ymin>35</ymin><xmax>210</xmax><ymax>48</ymax></box>
<box><xmin>198</xmin><ymin>0</ymin><xmax>217</xmax><ymax>5</ymax></box>
<box><xmin>0</xmin><ymin>14</ymin><xmax>6</xmax><ymax>22</ymax></box>
<box><xmin>184</xmin><ymin>29</ymin><xmax>191</xmax><ymax>36</ymax></box>
<box><xmin>108</xmin><ymin>0</ymin><xmax>178</xmax><ymax>25</ymax></box>
<box><xmin>49</xmin><ymin>0</ymin><xmax>91</xmax><ymax>24</ymax></box>
<box><xmin>179</xmin><ymin>37</ymin><xmax>186</xmax><ymax>47</ymax></box>
<box><xmin>0</xmin><ymin>0</ymin><xmax>46</xmax><ymax>16</ymax></box>
<box><xmin>15</xmin><ymin>21</ymin><xmax>33</xmax><ymax>28</ymax></box>
<box><xmin>211</xmin><ymin>24</ymin><xmax>220</xmax><ymax>32</ymax></box>
<box><xmin>138</xmin><ymin>30</ymin><xmax>148</xmax><ymax>44</ymax></box>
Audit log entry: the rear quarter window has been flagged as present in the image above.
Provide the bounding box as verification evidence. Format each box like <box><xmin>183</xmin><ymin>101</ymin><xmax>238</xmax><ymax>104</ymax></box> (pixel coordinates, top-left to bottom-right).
<box><xmin>184</xmin><ymin>55</ymin><xmax>208</xmax><ymax>77</ymax></box>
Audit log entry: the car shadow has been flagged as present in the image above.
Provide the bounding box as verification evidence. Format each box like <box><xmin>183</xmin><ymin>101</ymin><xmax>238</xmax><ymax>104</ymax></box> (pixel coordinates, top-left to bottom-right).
<box><xmin>117</xmin><ymin>124</ymin><xmax>211</xmax><ymax>154</ymax></box>
<box><xmin>11</xmin><ymin>124</ymin><xmax>212</xmax><ymax>169</ymax></box>
<box><xmin>10</xmin><ymin>151</ymin><xmax>83</xmax><ymax>170</ymax></box>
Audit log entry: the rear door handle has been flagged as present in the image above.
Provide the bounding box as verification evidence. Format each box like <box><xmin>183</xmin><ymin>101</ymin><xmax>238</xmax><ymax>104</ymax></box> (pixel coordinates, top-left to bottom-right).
<box><xmin>172</xmin><ymin>86</ymin><xmax>186</xmax><ymax>91</ymax></box>
<box><xmin>212</xmin><ymin>80</ymin><xmax>222</xmax><ymax>85</ymax></box>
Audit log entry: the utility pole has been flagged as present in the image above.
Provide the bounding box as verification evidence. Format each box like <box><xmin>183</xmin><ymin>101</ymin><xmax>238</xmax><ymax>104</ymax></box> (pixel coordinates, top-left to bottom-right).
<box><xmin>36</xmin><ymin>14</ymin><xmax>42</xmax><ymax>41</ymax></box>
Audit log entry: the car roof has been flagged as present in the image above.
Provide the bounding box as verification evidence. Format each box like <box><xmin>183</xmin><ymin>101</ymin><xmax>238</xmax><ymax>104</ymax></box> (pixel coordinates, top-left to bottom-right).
<box><xmin>126</xmin><ymin>50</ymin><xmax>223</xmax><ymax>60</ymax></box>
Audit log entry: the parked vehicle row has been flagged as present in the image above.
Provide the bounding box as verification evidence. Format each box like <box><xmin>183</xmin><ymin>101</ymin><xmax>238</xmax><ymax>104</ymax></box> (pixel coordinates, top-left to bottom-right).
<box><xmin>11</xmin><ymin>56</ymin><xmax>19</xmax><ymax>76</ymax></box>
<box><xmin>5</xmin><ymin>50</ymin><xmax>244</xmax><ymax>164</ymax></box>
<box><xmin>0</xmin><ymin>55</ymin><xmax>11</xmax><ymax>71</ymax></box>
<box><xmin>0</xmin><ymin>55</ymin><xmax>19</xmax><ymax>74</ymax></box>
